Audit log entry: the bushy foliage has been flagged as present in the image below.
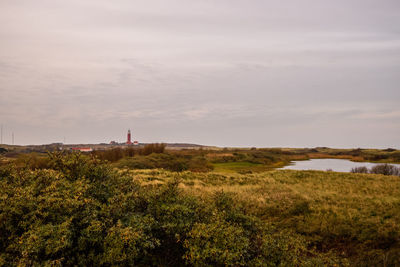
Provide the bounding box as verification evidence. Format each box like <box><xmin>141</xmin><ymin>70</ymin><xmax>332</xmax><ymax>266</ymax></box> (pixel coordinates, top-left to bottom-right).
<box><xmin>14</xmin><ymin>152</ymin><xmax>52</xmax><ymax>169</ymax></box>
<box><xmin>350</xmin><ymin>166</ymin><xmax>369</xmax><ymax>173</ymax></box>
<box><xmin>370</xmin><ymin>164</ymin><xmax>400</xmax><ymax>176</ymax></box>
<box><xmin>117</xmin><ymin>153</ymin><xmax>187</xmax><ymax>171</ymax></box>
<box><xmin>117</xmin><ymin>153</ymin><xmax>213</xmax><ymax>172</ymax></box>
<box><xmin>351</xmin><ymin>164</ymin><xmax>400</xmax><ymax>176</ymax></box>
<box><xmin>140</xmin><ymin>143</ymin><xmax>166</xmax><ymax>155</ymax></box>
<box><xmin>92</xmin><ymin>143</ymin><xmax>166</xmax><ymax>163</ymax></box>
<box><xmin>208</xmin><ymin>150</ymin><xmax>288</xmax><ymax>165</ymax></box>
<box><xmin>92</xmin><ymin>147</ymin><xmax>126</xmax><ymax>162</ymax></box>
<box><xmin>0</xmin><ymin>153</ymin><xmax>326</xmax><ymax>266</ymax></box>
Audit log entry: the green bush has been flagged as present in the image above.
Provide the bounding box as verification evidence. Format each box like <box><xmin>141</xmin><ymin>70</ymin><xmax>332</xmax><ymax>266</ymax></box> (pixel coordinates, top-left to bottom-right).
<box><xmin>184</xmin><ymin>219</ymin><xmax>250</xmax><ymax>266</ymax></box>
<box><xmin>117</xmin><ymin>153</ymin><xmax>212</xmax><ymax>172</ymax></box>
<box><xmin>15</xmin><ymin>152</ymin><xmax>52</xmax><ymax>169</ymax></box>
<box><xmin>117</xmin><ymin>153</ymin><xmax>188</xmax><ymax>171</ymax></box>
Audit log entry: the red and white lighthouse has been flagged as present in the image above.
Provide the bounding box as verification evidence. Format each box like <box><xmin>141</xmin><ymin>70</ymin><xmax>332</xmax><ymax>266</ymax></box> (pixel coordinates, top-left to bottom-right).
<box><xmin>127</xmin><ymin>129</ymin><xmax>132</xmax><ymax>144</ymax></box>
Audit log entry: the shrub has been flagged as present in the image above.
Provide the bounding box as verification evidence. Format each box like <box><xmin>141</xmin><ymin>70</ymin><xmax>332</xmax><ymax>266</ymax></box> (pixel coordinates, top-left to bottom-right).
<box><xmin>91</xmin><ymin>143</ymin><xmax>166</xmax><ymax>163</ymax></box>
<box><xmin>351</xmin><ymin>164</ymin><xmax>400</xmax><ymax>176</ymax></box>
<box><xmin>187</xmin><ymin>156</ymin><xmax>213</xmax><ymax>172</ymax></box>
<box><xmin>184</xmin><ymin>219</ymin><xmax>250</xmax><ymax>266</ymax></box>
<box><xmin>140</xmin><ymin>143</ymin><xmax>166</xmax><ymax>156</ymax></box>
<box><xmin>370</xmin><ymin>164</ymin><xmax>400</xmax><ymax>176</ymax></box>
<box><xmin>351</xmin><ymin>166</ymin><xmax>369</xmax><ymax>173</ymax></box>
<box><xmin>117</xmin><ymin>153</ymin><xmax>213</xmax><ymax>172</ymax></box>
<box><xmin>15</xmin><ymin>152</ymin><xmax>52</xmax><ymax>169</ymax></box>
<box><xmin>117</xmin><ymin>154</ymin><xmax>188</xmax><ymax>172</ymax></box>
<box><xmin>391</xmin><ymin>152</ymin><xmax>400</xmax><ymax>160</ymax></box>
<box><xmin>288</xmin><ymin>200</ymin><xmax>312</xmax><ymax>216</ymax></box>
<box><xmin>92</xmin><ymin>148</ymin><xmax>125</xmax><ymax>162</ymax></box>
<box><xmin>383</xmin><ymin>148</ymin><xmax>397</xmax><ymax>152</ymax></box>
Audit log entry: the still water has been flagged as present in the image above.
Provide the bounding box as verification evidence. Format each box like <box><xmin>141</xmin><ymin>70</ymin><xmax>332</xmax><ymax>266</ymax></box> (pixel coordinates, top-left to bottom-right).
<box><xmin>281</xmin><ymin>158</ymin><xmax>400</xmax><ymax>173</ymax></box>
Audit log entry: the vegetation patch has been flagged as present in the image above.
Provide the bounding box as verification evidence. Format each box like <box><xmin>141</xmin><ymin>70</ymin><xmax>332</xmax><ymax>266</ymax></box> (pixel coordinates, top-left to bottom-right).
<box><xmin>212</xmin><ymin>162</ymin><xmax>273</xmax><ymax>173</ymax></box>
<box><xmin>1</xmin><ymin>149</ymin><xmax>400</xmax><ymax>266</ymax></box>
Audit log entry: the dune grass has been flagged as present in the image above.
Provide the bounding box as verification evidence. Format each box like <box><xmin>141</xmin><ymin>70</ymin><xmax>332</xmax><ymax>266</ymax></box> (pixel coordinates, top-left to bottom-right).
<box><xmin>212</xmin><ymin>162</ymin><xmax>270</xmax><ymax>173</ymax></box>
<box><xmin>129</xmin><ymin>168</ymin><xmax>400</xmax><ymax>265</ymax></box>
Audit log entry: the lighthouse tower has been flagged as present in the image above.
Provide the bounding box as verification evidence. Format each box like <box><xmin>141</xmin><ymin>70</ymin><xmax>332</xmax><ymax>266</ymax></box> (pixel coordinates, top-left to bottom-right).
<box><xmin>127</xmin><ymin>129</ymin><xmax>132</xmax><ymax>144</ymax></box>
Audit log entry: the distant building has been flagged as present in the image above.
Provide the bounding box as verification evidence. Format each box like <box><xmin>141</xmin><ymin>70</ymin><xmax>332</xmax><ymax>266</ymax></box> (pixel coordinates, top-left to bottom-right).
<box><xmin>127</xmin><ymin>129</ymin><xmax>132</xmax><ymax>145</ymax></box>
<box><xmin>110</xmin><ymin>141</ymin><xmax>117</xmax><ymax>145</ymax></box>
<box><xmin>133</xmin><ymin>140</ymin><xmax>139</xmax><ymax>146</ymax></box>
<box><xmin>71</xmin><ymin>147</ymin><xmax>93</xmax><ymax>152</ymax></box>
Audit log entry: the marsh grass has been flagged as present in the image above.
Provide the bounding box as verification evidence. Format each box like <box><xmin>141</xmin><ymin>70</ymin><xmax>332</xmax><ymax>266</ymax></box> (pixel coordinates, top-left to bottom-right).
<box><xmin>130</xmin><ymin>168</ymin><xmax>400</xmax><ymax>265</ymax></box>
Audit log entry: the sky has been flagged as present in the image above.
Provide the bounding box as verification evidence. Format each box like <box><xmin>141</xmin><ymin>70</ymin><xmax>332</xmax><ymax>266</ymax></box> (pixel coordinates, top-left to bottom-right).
<box><xmin>0</xmin><ymin>0</ymin><xmax>399</xmax><ymax>148</ymax></box>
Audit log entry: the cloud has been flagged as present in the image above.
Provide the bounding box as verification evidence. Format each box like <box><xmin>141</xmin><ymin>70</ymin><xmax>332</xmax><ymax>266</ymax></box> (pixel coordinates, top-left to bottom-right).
<box><xmin>0</xmin><ymin>0</ymin><xmax>399</xmax><ymax>147</ymax></box>
<box><xmin>350</xmin><ymin>110</ymin><xmax>400</xmax><ymax>120</ymax></box>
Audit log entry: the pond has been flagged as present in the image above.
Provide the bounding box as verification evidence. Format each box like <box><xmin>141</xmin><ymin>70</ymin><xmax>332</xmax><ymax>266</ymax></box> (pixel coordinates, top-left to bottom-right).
<box><xmin>281</xmin><ymin>158</ymin><xmax>400</xmax><ymax>173</ymax></box>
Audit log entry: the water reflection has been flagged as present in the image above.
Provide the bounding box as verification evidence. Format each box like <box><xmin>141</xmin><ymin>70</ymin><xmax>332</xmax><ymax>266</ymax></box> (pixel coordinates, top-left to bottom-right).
<box><xmin>281</xmin><ymin>158</ymin><xmax>400</xmax><ymax>172</ymax></box>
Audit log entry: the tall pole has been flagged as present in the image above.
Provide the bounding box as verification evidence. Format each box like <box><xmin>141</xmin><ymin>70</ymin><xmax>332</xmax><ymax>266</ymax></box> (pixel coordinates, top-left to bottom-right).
<box><xmin>1</xmin><ymin>124</ymin><xmax>3</xmax><ymax>144</ymax></box>
<box><xmin>12</xmin><ymin>132</ymin><xmax>14</xmax><ymax>145</ymax></box>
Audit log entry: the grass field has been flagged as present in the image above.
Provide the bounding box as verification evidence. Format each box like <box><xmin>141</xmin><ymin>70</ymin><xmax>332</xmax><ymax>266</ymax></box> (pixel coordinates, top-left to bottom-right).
<box><xmin>212</xmin><ymin>161</ymin><xmax>287</xmax><ymax>173</ymax></box>
<box><xmin>129</xmin><ymin>168</ymin><xmax>400</xmax><ymax>265</ymax></box>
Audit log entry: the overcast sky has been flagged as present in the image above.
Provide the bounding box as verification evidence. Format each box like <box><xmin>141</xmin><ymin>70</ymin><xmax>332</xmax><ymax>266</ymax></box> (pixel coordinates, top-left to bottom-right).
<box><xmin>0</xmin><ymin>0</ymin><xmax>399</xmax><ymax>148</ymax></box>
